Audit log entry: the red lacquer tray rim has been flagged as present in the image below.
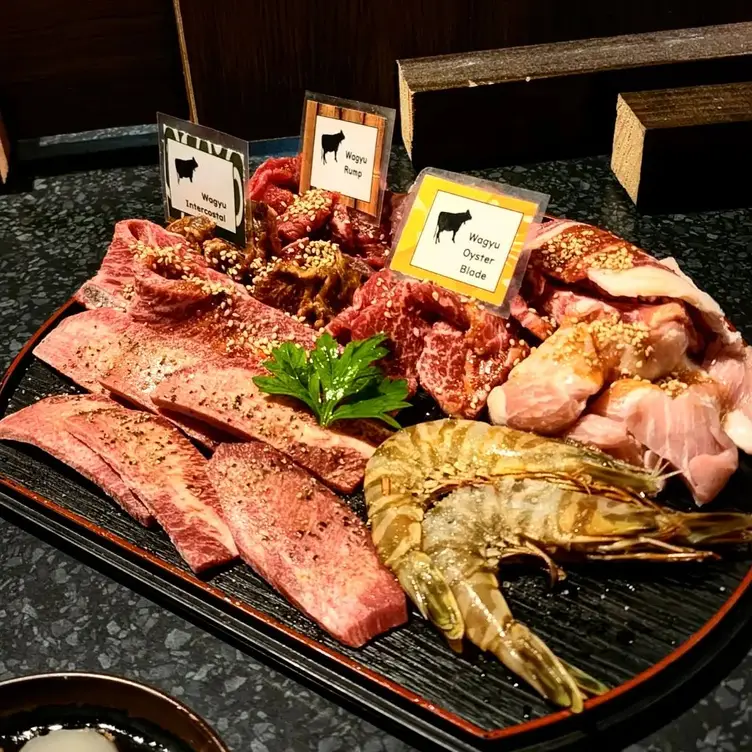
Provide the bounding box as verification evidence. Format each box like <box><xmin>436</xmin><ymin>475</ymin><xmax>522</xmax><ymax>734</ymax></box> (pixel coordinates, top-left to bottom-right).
<box><xmin>1</xmin><ymin>297</ymin><xmax>751</xmax><ymax>748</ymax></box>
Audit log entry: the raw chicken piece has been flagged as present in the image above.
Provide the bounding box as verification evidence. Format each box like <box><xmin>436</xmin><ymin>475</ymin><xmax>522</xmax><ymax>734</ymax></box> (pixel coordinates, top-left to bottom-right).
<box><xmin>591</xmin><ymin>376</ymin><xmax>738</xmax><ymax>504</ymax></box>
<box><xmin>488</xmin><ymin>323</ymin><xmax>603</xmax><ymax>434</ymax></box>
<box><xmin>488</xmin><ymin>301</ymin><xmax>694</xmax><ymax>434</ymax></box>
<box><xmin>706</xmin><ymin>345</ymin><xmax>752</xmax><ymax>453</ymax></box>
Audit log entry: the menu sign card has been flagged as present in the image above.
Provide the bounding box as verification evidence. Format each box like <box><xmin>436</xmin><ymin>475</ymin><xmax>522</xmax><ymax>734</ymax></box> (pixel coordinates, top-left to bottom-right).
<box><xmin>158</xmin><ymin>113</ymin><xmax>250</xmax><ymax>247</ymax></box>
<box><xmin>299</xmin><ymin>92</ymin><xmax>395</xmax><ymax>218</ymax></box>
<box><xmin>389</xmin><ymin>169</ymin><xmax>548</xmax><ymax>314</ymax></box>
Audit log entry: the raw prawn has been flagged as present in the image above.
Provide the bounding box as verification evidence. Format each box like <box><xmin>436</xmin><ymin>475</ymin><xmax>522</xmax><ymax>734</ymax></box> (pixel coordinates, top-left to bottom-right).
<box><xmin>364</xmin><ymin>419</ymin><xmax>752</xmax><ymax>711</ymax></box>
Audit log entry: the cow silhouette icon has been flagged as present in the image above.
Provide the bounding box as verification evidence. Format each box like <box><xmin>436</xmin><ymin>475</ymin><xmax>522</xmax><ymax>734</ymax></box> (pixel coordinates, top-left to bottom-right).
<box><xmin>434</xmin><ymin>209</ymin><xmax>472</xmax><ymax>243</ymax></box>
<box><xmin>175</xmin><ymin>156</ymin><xmax>199</xmax><ymax>182</ymax></box>
<box><xmin>321</xmin><ymin>130</ymin><xmax>345</xmax><ymax>164</ymax></box>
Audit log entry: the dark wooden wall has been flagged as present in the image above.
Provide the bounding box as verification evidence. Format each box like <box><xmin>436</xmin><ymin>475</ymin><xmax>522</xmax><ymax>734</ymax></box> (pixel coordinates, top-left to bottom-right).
<box><xmin>176</xmin><ymin>0</ymin><xmax>752</xmax><ymax>140</ymax></box>
<box><xmin>0</xmin><ymin>0</ymin><xmax>187</xmax><ymax>140</ymax></box>
<box><xmin>1</xmin><ymin>0</ymin><xmax>751</xmax><ymax>142</ymax></box>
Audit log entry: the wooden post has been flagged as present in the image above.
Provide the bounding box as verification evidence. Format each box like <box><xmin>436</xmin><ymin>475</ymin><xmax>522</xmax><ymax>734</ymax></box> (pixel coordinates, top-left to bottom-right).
<box><xmin>611</xmin><ymin>81</ymin><xmax>752</xmax><ymax>212</ymax></box>
<box><xmin>0</xmin><ymin>113</ymin><xmax>9</xmax><ymax>184</ymax></box>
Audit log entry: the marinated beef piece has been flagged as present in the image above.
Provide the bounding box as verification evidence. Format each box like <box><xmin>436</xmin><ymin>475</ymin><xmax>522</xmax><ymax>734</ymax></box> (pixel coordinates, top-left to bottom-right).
<box><xmin>249</xmin><ymin>200</ymin><xmax>282</xmax><ymax>265</ymax></box>
<box><xmin>64</xmin><ymin>406</ymin><xmax>238</xmax><ymax>572</ymax></box>
<box><xmin>202</xmin><ymin>204</ymin><xmax>283</xmax><ymax>285</ymax></box>
<box><xmin>252</xmin><ymin>239</ymin><xmax>370</xmax><ymax>328</ymax></box>
<box><xmin>208</xmin><ymin>442</ymin><xmax>407</xmax><ymax>647</ymax></box>
<box><xmin>202</xmin><ymin>237</ymin><xmax>247</xmax><ymax>281</ymax></box>
<box><xmin>278</xmin><ymin>189</ymin><xmax>335</xmax><ymax>244</ymax></box>
<box><xmin>166</xmin><ymin>215</ymin><xmax>217</xmax><ymax>249</ymax></box>
<box><xmin>0</xmin><ymin>395</ymin><xmax>154</xmax><ymax>527</ymax></box>
<box><xmin>152</xmin><ymin>362</ymin><xmax>380</xmax><ymax>493</ymax></box>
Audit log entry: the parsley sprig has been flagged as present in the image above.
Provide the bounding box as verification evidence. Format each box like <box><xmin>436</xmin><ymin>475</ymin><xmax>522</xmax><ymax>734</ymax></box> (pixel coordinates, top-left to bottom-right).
<box><xmin>252</xmin><ymin>333</ymin><xmax>411</xmax><ymax>428</ymax></box>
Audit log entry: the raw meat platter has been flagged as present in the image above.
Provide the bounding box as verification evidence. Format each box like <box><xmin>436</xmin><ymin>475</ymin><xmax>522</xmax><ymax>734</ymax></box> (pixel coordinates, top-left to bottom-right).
<box><xmin>0</xmin><ymin>152</ymin><xmax>751</xmax><ymax>751</ymax></box>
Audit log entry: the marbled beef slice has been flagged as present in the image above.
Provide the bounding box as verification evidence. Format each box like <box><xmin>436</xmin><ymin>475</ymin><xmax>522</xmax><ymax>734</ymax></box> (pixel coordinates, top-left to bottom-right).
<box><xmin>0</xmin><ymin>395</ymin><xmax>154</xmax><ymax>527</ymax></box>
<box><xmin>208</xmin><ymin>441</ymin><xmax>407</xmax><ymax>647</ymax></box>
<box><xmin>152</xmin><ymin>362</ymin><xmax>379</xmax><ymax>494</ymax></box>
<box><xmin>64</xmin><ymin>406</ymin><xmax>238</xmax><ymax>572</ymax></box>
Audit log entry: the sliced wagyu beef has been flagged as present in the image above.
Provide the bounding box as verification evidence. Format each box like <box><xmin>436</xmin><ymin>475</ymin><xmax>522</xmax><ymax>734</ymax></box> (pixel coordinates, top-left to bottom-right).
<box><xmin>1</xmin><ymin>395</ymin><xmax>240</xmax><ymax>571</ymax></box>
<box><xmin>33</xmin><ymin>308</ymin><xmax>130</xmax><ymax>393</ymax></box>
<box><xmin>208</xmin><ymin>442</ymin><xmax>406</xmax><ymax>647</ymax></box>
<box><xmin>0</xmin><ymin>395</ymin><xmax>154</xmax><ymax>527</ymax></box>
<box><xmin>152</xmin><ymin>362</ymin><xmax>384</xmax><ymax>493</ymax></box>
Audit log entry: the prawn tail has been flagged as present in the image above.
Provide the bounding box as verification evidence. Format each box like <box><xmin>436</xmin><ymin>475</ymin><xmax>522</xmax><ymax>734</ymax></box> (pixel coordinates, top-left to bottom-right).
<box><xmin>396</xmin><ymin>551</ymin><xmax>465</xmax><ymax>641</ymax></box>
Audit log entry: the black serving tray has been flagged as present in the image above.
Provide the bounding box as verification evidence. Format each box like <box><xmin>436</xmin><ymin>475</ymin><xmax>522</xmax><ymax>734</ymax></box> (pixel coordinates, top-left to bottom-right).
<box><xmin>1</xmin><ymin>297</ymin><xmax>752</xmax><ymax>752</ymax></box>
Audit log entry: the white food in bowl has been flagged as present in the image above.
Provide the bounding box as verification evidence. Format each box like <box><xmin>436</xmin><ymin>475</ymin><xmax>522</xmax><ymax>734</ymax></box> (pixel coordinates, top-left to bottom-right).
<box><xmin>21</xmin><ymin>728</ymin><xmax>117</xmax><ymax>751</ymax></box>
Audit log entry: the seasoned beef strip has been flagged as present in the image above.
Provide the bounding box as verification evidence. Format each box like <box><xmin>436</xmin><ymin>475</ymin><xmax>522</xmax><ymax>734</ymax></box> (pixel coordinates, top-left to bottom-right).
<box><xmin>152</xmin><ymin>362</ymin><xmax>382</xmax><ymax>493</ymax></box>
<box><xmin>0</xmin><ymin>395</ymin><xmax>154</xmax><ymax>526</ymax></box>
<box><xmin>64</xmin><ymin>406</ymin><xmax>238</xmax><ymax>572</ymax></box>
<box><xmin>208</xmin><ymin>442</ymin><xmax>406</xmax><ymax>646</ymax></box>
<box><xmin>33</xmin><ymin>308</ymin><xmax>130</xmax><ymax>394</ymax></box>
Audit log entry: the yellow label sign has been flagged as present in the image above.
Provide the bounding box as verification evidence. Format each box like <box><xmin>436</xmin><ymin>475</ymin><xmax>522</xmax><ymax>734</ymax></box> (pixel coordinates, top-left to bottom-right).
<box><xmin>390</xmin><ymin>173</ymin><xmax>540</xmax><ymax>306</ymax></box>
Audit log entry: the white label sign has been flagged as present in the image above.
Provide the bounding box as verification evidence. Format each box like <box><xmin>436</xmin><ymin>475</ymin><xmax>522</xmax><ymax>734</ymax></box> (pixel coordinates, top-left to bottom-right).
<box><xmin>308</xmin><ymin>115</ymin><xmax>379</xmax><ymax>202</ymax></box>
<box><xmin>410</xmin><ymin>190</ymin><xmax>525</xmax><ymax>293</ymax></box>
<box><xmin>157</xmin><ymin>113</ymin><xmax>249</xmax><ymax>247</ymax></box>
<box><xmin>166</xmin><ymin>140</ymin><xmax>237</xmax><ymax>234</ymax></box>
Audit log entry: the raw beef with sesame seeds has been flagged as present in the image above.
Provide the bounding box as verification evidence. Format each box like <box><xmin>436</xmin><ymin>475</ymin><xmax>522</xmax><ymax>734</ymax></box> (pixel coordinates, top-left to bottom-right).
<box><xmin>247</xmin><ymin>155</ymin><xmax>301</xmax><ymax>199</ymax></box>
<box><xmin>75</xmin><ymin>219</ymin><xmax>196</xmax><ymax>311</ymax></box>
<box><xmin>0</xmin><ymin>395</ymin><xmax>154</xmax><ymax>527</ymax></box>
<box><xmin>328</xmin><ymin>270</ymin><xmax>528</xmax><ymax>417</ymax></box>
<box><xmin>207</xmin><ymin>442</ymin><xmax>406</xmax><ymax>646</ymax></box>
<box><xmin>151</xmin><ymin>362</ymin><xmax>385</xmax><ymax>493</ymax></box>
<box><xmin>528</xmin><ymin>219</ymin><xmax>740</xmax><ymax>349</ymax></box>
<box><xmin>63</xmin><ymin>405</ymin><xmax>238</xmax><ymax>571</ymax></box>
<box><xmin>35</xmin><ymin>310</ymin><xmax>227</xmax><ymax>449</ymax></box>
<box><xmin>254</xmin><ymin>184</ymin><xmax>296</xmax><ymax>215</ymax></box>
<box><xmin>278</xmin><ymin>189</ymin><xmax>335</xmax><ymax>244</ymax></box>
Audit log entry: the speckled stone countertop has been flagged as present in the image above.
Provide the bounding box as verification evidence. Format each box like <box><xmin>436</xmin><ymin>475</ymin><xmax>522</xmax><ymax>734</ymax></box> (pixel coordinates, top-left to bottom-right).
<box><xmin>0</xmin><ymin>134</ymin><xmax>751</xmax><ymax>752</ymax></box>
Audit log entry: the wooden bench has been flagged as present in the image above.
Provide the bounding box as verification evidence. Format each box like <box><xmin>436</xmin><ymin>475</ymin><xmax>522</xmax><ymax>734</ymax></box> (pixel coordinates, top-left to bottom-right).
<box><xmin>398</xmin><ymin>22</ymin><xmax>752</xmax><ymax>169</ymax></box>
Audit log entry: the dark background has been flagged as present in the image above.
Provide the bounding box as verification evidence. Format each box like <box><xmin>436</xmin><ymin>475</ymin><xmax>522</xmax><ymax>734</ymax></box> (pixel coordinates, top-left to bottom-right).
<box><xmin>2</xmin><ymin>0</ymin><xmax>752</xmax><ymax>141</ymax></box>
